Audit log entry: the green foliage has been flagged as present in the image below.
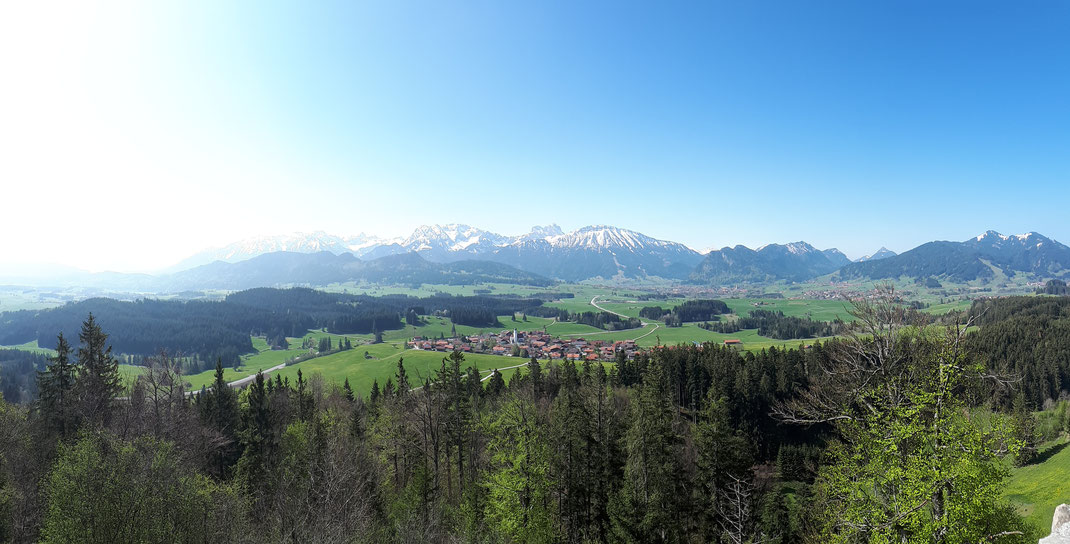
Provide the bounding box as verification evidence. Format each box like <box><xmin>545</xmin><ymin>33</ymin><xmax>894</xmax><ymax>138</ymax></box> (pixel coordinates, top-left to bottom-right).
<box><xmin>796</xmin><ymin>291</ymin><xmax>1028</xmax><ymax>543</ymax></box>
<box><xmin>610</xmin><ymin>364</ymin><xmax>687</xmax><ymax>542</ymax></box>
<box><xmin>35</xmin><ymin>333</ymin><xmax>76</xmax><ymax>439</ymax></box>
<box><xmin>74</xmin><ymin>313</ymin><xmax>122</xmax><ymax>428</ymax></box>
<box><xmin>40</xmin><ymin>432</ymin><xmax>247</xmax><ymax>544</ymax></box>
<box><xmin>482</xmin><ymin>397</ymin><xmax>554</xmax><ymax>543</ymax></box>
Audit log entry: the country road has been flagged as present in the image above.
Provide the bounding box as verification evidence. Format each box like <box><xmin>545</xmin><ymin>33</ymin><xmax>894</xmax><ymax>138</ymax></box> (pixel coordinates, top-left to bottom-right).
<box><xmin>184</xmin><ymin>362</ymin><xmax>288</xmax><ymax>397</ymax></box>
<box><xmin>589</xmin><ymin>296</ymin><xmax>660</xmax><ymax>342</ymax></box>
<box><xmin>226</xmin><ymin>362</ymin><xmax>288</xmax><ymax>388</ymax></box>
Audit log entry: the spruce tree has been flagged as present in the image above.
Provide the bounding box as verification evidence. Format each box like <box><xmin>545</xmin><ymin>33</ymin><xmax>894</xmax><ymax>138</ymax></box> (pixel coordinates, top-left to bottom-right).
<box><xmin>610</xmin><ymin>363</ymin><xmax>686</xmax><ymax>542</ymax></box>
<box><xmin>74</xmin><ymin>313</ymin><xmax>122</xmax><ymax>428</ymax></box>
<box><xmin>396</xmin><ymin>358</ymin><xmax>410</xmax><ymax>396</ymax></box>
<box><xmin>208</xmin><ymin>359</ymin><xmax>241</xmax><ymax>477</ymax></box>
<box><xmin>36</xmin><ymin>332</ymin><xmax>77</xmax><ymax>439</ymax></box>
<box><xmin>343</xmin><ymin>378</ymin><xmax>354</xmax><ymax>402</ymax></box>
<box><xmin>486</xmin><ymin>370</ymin><xmax>505</xmax><ymax>397</ymax></box>
<box><xmin>370</xmin><ymin>379</ymin><xmax>381</xmax><ymax>404</ymax></box>
<box><xmin>237</xmin><ymin>371</ymin><xmax>275</xmax><ymax>514</ymax></box>
<box><xmin>527</xmin><ymin>357</ymin><xmax>543</xmax><ymax>398</ymax></box>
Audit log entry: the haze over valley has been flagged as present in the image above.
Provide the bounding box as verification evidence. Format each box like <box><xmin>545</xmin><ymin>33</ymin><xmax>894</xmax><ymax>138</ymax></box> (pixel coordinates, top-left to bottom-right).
<box><xmin>3</xmin><ymin>2</ymin><xmax>1070</xmax><ymax>543</ymax></box>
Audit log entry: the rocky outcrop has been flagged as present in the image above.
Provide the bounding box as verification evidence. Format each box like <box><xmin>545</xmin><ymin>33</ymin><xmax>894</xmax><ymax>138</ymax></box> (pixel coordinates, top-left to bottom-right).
<box><xmin>1040</xmin><ymin>504</ymin><xmax>1070</xmax><ymax>544</ymax></box>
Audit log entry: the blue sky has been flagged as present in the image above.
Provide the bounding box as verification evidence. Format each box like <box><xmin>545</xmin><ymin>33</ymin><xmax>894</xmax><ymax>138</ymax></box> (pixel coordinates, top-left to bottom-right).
<box><xmin>1</xmin><ymin>0</ymin><xmax>1068</xmax><ymax>271</ymax></box>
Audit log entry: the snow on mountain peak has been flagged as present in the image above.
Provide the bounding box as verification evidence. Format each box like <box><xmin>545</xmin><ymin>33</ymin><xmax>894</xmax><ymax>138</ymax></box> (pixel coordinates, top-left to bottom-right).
<box><xmin>545</xmin><ymin>225</ymin><xmax>672</xmax><ymax>251</ymax></box>
<box><xmin>785</xmin><ymin>242</ymin><xmax>815</xmax><ymax>255</ymax></box>
<box><xmin>972</xmin><ymin>230</ymin><xmax>1044</xmax><ymax>245</ymax></box>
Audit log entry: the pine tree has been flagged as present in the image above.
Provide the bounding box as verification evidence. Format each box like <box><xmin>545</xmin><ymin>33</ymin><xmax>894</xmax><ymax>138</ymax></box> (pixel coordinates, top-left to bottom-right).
<box><xmin>207</xmin><ymin>359</ymin><xmax>241</xmax><ymax>477</ymax></box>
<box><xmin>549</xmin><ymin>360</ymin><xmax>592</xmax><ymax>541</ymax></box>
<box><xmin>296</xmin><ymin>369</ymin><xmax>314</xmax><ymax>421</ymax></box>
<box><xmin>237</xmin><ymin>371</ymin><xmax>275</xmax><ymax>514</ymax></box>
<box><xmin>486</xmin><ymin>370</ymin><xmax>505</xmax><ymax>397</ymax></box>
<box><xmin>396</xmin><ymin>358</ymin><xmax>410</xmax><ymax>396</ymax></box>
<box><xmin>440</xmin><ymin>350</ymin><xmax>472</xmax><ymax>500</ymax></box>
<box><xmin>695</xmin><ymin>393</ymin><xmax>753</xmax><ymax>539</ymax></box>
<box><xmin>527</xmin><ymin>357</ymin><xmax>543</xmax><ymax>399</ymax></box>
<box><xmin>74</xmin><ymin>313</ymin><xmax>122</xmax><ymax>428</ymax></box>
<box><xmin>343</xmin><ymin>378</ymin><xmax>354</xmax><ymax>402</ymax></box>
<box><xmin>610</xmin><ymin>362</ymin><xmax>686</xmax><ymax>543</ymax></box>
<box><xmin>36</xmin><ymin>332</ymin><xmax>77</xmax><ymax>439</ymax></box>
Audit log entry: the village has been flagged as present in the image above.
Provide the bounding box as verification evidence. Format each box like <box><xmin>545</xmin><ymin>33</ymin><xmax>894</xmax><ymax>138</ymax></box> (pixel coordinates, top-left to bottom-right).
<box><xmin>407</xmin><ymin>328</ymin><xmax>643</xmax><ymax>362</ymax></box>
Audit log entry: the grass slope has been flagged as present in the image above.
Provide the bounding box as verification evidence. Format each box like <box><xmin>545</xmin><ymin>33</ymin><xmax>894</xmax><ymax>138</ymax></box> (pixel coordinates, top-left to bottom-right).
<box><xmin>1004</xmin><ymin>437</ymin><xmax>1070</xmax><ymax>534</ymax></box>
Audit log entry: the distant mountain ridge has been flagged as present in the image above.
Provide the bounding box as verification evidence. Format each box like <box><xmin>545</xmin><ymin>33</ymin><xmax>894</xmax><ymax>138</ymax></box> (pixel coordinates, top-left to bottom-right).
<box><xmin>691</xmin><ymin>241</ymin><xmax>848</xmax><ymax>284</ymax></box>
<box><xmin>839</xmin><ymin>231</ymin><xmax>1070</xmax><ymax>282</ymax></box>
<box><xmin>172</xmin><ymin>224</ymin><xmax>706</xmax><ymax>282</ymax></box>
<box><xmin>160</xmin><ymin>251</ymin><xmax>554</xmax><ymax>291</ymax></box>
<box><xmin>24</xmin><ymin>227</ymin><xmax>1068</xmax><ymax>292</ymax></box>
<box><xmin>856</xmin><ymin>247</ymin><xmax>897</xmax><ymax>262</ymax></box>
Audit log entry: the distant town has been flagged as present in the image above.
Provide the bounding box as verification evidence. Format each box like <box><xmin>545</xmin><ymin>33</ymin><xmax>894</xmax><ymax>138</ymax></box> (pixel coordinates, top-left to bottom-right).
<box><xmin>407</xmin><ymin>328</ymin><xmax>745</xmax><ymax>361</ymax></box>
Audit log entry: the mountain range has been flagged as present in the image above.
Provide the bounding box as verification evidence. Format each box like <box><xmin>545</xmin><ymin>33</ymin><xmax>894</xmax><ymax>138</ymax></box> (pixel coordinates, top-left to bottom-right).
<box><xmin>838</xmin><ymin>231</ymin><xmax>1070</xmax><ymax>283</ymax></box>
<box><xmin>174</xmin><ymin>224</ymin><xmax>707</xmax><ymax>282</ymax></box>
<box><xmin>4</xmin><ymin>226</ymin><xmax>1069</xmax><ymax>293</ymax></box>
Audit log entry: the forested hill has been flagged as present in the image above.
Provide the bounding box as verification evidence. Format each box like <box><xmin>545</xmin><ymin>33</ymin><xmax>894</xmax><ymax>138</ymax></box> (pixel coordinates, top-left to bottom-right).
<box><xmin>0</xmin><ymin>288</ymin><xmax>549</xmax><ymax>366</ymax></box>
<box><xmin>161</xmin><ymin>251</ymin><xmax>555</xmax><ymax>291</ymax></box>
<box><xmin>690</xmin><ymin>242</ymin><xmax>847</xmax><ymax>284</ymax></box>
<box><xmin>839</xmin><ymin>232</ymin><xmax>1070</xmax><ymax>283</ymax></box>
<box><xmin>838</xmin><ymin>241</ymin><xmax>995</xmax><ymax>282</ymax></box>
<box><xmin>966</xmin><ymin>295</ymin><xmax>1070</xmax><ymax>409</ymax></box>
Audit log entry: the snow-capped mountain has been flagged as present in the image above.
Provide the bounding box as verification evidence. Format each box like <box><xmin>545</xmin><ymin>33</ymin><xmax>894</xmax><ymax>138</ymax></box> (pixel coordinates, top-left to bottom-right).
<box><xmin>485</xmin><ymin>225</ymin><xmax>704</xmax><ymax>281</ymax></box>
<box><xmin>166</xmin><ymin>231</ymin><xmax>358</xmax><ymax>272</ymax></box>
<box><xmin>171</xmin><ymin>224</ymin><xmax>706</xmax><ymax>281</ymax></box>
<box><xmin>517</xmin><ymin>224</ymin><xmax>565</xmax><ymax>242</ymax></box>
<box><xmin>962</xmin><ymin>230</ymin><xmax>1070</xmax><ymax>276</ymax></box>
<box><xmin>544</xmin><ymin>225</ymin><xmax>691</xmax><ymax>252</ymax></box>
<box><xmin>856</xmin><ymin>247</ymin><xmax>897</xmax><ymax>262</ymax></box>
<box><xmin>167</xmin><ymin>226</ymin><xmax>1070</xmax><ymax>286</ymax></box>
<box><xmin>840</xmin><ymin>231</ymin><xmax>1070</xmax><ymax>282</ymax></box>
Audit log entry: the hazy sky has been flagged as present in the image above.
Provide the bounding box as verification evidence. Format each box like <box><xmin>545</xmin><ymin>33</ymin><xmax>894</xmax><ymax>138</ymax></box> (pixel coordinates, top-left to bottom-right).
<box><xmin>2</xmin><ymin>1</ymin><xmax>1069</xmax><ymax>272</ymax></box>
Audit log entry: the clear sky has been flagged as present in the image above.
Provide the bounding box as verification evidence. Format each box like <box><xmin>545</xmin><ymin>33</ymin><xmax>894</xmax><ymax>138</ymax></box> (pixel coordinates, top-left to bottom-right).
<box><xmin>1</xmin><ymin>0</ymin><xmax>1068</xmax><ymax>272</ymax></box>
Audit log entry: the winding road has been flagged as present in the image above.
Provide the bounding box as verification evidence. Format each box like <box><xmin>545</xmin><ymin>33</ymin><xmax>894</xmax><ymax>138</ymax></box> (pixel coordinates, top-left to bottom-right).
<box><xmin>587</xmin><ymin>295</ymin><xmax>660</xmax><ymax>342</ymax></box>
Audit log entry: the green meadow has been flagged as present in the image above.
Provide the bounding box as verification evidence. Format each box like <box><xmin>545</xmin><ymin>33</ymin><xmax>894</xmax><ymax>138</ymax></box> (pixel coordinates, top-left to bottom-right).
<box><xmin>1004</xmin><ymin>437</ymin><xmax>1070</xmax><ymax>535</ymax></box>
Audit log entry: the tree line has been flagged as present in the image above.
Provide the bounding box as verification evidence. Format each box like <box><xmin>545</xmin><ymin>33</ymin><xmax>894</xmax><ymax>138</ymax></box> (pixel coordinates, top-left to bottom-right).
<box><xmin>0</xmin><ymin>289</ymin><xmax>1045</xmax><ymax>543</ymax></box>
<box><xmin>640</xmin><ymin>299</ymin><xmax>730</xmax><ymax>327</ymax></box>
<box><xmin>701</xmin><ymin>309</ymin><xmax>846</xmax><ymax>340</ymax></box>
<box><xmin>0</xmin><ymin>289</ymin><xmax>556</xmax><ymax>369</ymax></box>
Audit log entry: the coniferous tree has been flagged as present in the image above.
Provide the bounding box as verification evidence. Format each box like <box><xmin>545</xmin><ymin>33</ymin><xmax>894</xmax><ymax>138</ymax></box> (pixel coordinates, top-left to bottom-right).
<box><xmin>610</xmin><ymin>363</ymin><xmax>687</xmax><ymax>543</ymax></box>
<box><xmin>74</xmin><ymin>313</ymin><xmax>122</xmax><ymax>428</ymax></box>
<box><xmin>370</xmin><ymin>379</ymin><xmax>381</xmax><ymax>404</ymax></box>
<box><xmin>440</xmin><ymin>350</ymin><xmax>471</xmax><ymax>500</ymax></box>
<box><xmin>396</xmin><ymin>358</ymin><xmax>410</xmax><ymax>396</ymax></box>
<box><xmin>527</xmin><ymin>357</ymin><xmax>543</xmax><ymax>399</ymax></box>
<box><xmin>207</xmin><ymin>359</ymin><xmax>241</xmax><ymax>477</ymax></box>
<box><xmin>36</xmin><ymin>333</ymin><xmax>77</xmax><ymax>439</ymax></box>
<box><xmin>238</xmin><ymin>371</ymin><xmax>275</xmax><ymax>515</ymax></box>
<box><xmin>296</xmin><ymin>369</ymin><xmax>314</xmax><ymax>421</ymax></box>
<box><xmin>343</xmin><ymin>378</ymin><xmax>354</xmax><ymax>402</ymax></box>
<box><xmin>486</xmin><ymin>370</ymin><xmax>505</xmax><ymax>397</ymax></box>
<box><xmin>695</xmin><ymin>393</ymin><xmax>753</xmax><ymax>539</ymax></box>
<box><xmin>549</xmin><ymin>360</ymin><xmax>591</xmax><ymax>542</ymax></box>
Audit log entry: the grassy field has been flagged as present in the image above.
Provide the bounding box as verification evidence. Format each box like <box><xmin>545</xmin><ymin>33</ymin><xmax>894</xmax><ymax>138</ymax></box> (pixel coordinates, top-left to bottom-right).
<box><xmin>320</xmin><ymin>281</ymin><xmax>566</xmax><ymax>298</ymax></box>
<box><xmin>1004</xmin><ymin>437</ymin><xmax>1070</xmax><ymax>534</ymax></box>
<box><xmin>271</xmin><ymin>348</ymin><xmax>527</xmax><ymax>397</ymax></box>
<box><xmin>0</xmin><ymin>339</ymin><xmax>57</xmax><ymax>355</ymax></box>
<box><xmin>162</xmin><ymin>313</ymin><xmax>564</xmax><ymax>391</ymax></box>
